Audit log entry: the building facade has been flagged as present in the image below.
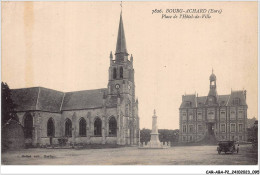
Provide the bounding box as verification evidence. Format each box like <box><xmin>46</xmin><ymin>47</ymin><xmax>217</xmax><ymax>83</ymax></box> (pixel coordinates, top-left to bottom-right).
<box><xmin>10</xmin><ymin>13</ymin><xmax>139</xmax><ymax>146</ymax></box>
<box><xmin>179</xmin><ymin>71</ymin><xmax>247</xmax><ymax>143</ymax></box>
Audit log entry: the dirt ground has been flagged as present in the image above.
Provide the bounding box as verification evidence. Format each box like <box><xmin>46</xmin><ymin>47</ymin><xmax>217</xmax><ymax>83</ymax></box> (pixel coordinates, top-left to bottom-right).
<box><xmin>1</xmin><ymin>144</ymin><xmax>258</xmax><ymax>165</ymax></box>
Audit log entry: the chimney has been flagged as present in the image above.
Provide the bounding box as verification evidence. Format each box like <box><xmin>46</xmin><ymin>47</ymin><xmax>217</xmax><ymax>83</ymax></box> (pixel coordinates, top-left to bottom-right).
<box><xmin>244</xmin><ymin>90</ymin><xmax>247</xmax><ymax>101</ymax></box>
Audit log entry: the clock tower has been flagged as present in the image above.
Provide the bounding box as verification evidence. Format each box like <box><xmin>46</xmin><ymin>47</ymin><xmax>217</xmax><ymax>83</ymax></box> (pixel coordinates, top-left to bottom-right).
<box><xmin>206</xmin><ymin>69</ymin><xmax>218</xmax><ymax>105</ymax></box>
<box><xmin>107</xmin><ymin>13</ymin><xmax>135</xmax><ymax>102</ymax></box>
<box><xmin>107</xmin><ymin>12</ymin><xmax>138</xmax><ymax>145</ymax></box>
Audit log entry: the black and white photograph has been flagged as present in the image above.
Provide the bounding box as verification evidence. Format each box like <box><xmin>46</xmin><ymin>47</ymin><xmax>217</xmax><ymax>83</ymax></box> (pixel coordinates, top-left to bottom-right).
<box><xmin>1</xmin><ymin>1</ymin><xmax>258</xmax><ymax>174</ymax></box>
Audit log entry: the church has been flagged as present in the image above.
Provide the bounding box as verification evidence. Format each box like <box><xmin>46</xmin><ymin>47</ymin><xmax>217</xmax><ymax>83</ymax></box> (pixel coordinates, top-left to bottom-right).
<box><xmin>179</xmin><ymin>71</ymin><xmax>247</xmax><ymax>143</ymax></box>
<box><xmin>10</xmin><ymin>13</ymin><xmax>140</xmax><ymax>147</ymax></box>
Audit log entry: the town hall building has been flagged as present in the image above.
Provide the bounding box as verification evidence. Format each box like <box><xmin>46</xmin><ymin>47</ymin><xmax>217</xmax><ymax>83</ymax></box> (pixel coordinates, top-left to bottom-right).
<box><xmin>179</xmin><ymin>71</ymin><xmax>247</xmax><ymax>143</ymax></box>
<box><xmin>10</xmin><ymin>13</ymin><xmax>140</xmax><ymax>147</ymax></box>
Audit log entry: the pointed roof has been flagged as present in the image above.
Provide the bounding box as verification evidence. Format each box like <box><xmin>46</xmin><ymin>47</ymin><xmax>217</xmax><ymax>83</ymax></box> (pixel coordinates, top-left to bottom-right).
<box><xmin>210</xmin><ymin>72</ymin><xmax>216</xmax><ymax>81</ymax></box>
<box><xmin>180</xmin><ymin>94</ymin><xmax>196</xmax><ymax>108</ymax></box>
<box><xmin>227</xmin><ymin>90</ymin><xmax>247</xmax><ymax>106</ymax></box>
<box><xmin>115</xmin><ymin>13</ymin><xmax>128</xmax><ymax>55</ymax></box>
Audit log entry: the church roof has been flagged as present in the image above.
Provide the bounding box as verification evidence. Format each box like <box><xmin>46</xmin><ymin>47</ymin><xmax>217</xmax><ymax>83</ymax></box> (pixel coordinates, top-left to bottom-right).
<box><xmin>62</xmin><ymin>88</ymin><xmax>107</xmax><ymax>110</ymax></box>
<box><xmin>11</xmin><ymin>87</ymin><xmax>112</xmax><ymax>112</ymax></box>
<box><xmin>11</xmin><ymin>87</ymin><xmax>39</xmax><ymax>111</ymax></box>
<box><xmin>11</xmin><ymin>87</ymin><xmax>64</xmax><ymax>112</ymax></box>
<box><xmin>115</xmin><ymin>13</ymin><xmax>128</xmax><ymax>55</ymax></box>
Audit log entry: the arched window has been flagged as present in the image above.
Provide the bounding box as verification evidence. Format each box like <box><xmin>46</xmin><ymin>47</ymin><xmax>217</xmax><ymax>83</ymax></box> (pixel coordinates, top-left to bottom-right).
<box><xmin>24</xmin><ymin>113</ymin><xmax>33</xmax><ymax>138</ymax></box>
<box><xmin>65</xmin><ymin>119</ymin><xmax>72</xmax><ymax>137</ymax></box>
<box><xmin>120</xmin><ymin>67</ymin><xmax>123</xmax><ymax>78</ymax></box>
<box><xmin>113</xmin><ymin>68</ymin><xmax>117</xmax><ymax>79</ymax></box>
<box><xmin>109</xmin><ymin>117</ymin><xmax>117</xmax><ymax>136</ymax></box>
<box><xmin>79</xmin><ymin>118</ymin><xmax>86</xmax><ymax>136</ymax></box>
<box><xmin>47</xmin><ymin>118</ymin><xmax>55</xmax><ymax>137</ymax></box>
<box><xmin>94</xmin><ymin>118</ymin><xmax>102</xmax><ymax>136</ymax></box>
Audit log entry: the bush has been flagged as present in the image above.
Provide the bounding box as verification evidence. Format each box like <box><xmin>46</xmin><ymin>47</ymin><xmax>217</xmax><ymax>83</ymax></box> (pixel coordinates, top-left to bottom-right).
<box><xmin>58</xmin><ymin>137</ymin><xmax>68</xmax><ymax>146</ymax></box>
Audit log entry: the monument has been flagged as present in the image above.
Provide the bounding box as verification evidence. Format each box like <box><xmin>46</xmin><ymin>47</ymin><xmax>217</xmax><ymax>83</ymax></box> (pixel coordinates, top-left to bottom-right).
<box><xmin>139</xmin><ymin>110</ymin><xmax>170</xmax><ymax>149</ymax></box>
<box><xmin>150</xmin><ymin>109</ymin><xmax>161</xmax><ymax>147</ymax></box>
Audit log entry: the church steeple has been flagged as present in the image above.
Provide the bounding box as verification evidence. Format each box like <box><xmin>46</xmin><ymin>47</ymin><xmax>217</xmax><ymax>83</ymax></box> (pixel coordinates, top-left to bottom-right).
<box><xmin>108</xmin><ymin>10</ymin><xmax>135</xmax><ymax>98</ymax></box>
<box><xmin>115</xmin><ymin>13</ymin><xmax>128</xmax><ymax>61</ymax></box>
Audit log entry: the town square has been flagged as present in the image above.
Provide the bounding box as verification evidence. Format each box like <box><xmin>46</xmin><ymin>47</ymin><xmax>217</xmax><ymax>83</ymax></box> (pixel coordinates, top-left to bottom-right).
<box><xmin>1</xmin><ymin>2</ymin><xmax>258</xmax><ymax>174</ymax></box>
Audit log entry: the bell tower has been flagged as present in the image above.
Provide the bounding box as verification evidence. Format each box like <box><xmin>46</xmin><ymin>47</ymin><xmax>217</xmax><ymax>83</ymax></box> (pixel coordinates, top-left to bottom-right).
<box><xmin>107</xmin><ymin>11</ymin><xmax>139</xmax><ymax>145</ymax></box>
<box><xmin>210</xmin><ymin>69</ymin><xmax>216</xmax><ymax>90</ymax></box>
<box><xmin>107</xmin><ymin>12</ymin><xmax>135</xmax><ymax>100</ymax></box>
<box><xmin>207</xmin><ymin>69</ymin><xmax>218</xmax><ymax>105</ymax></box>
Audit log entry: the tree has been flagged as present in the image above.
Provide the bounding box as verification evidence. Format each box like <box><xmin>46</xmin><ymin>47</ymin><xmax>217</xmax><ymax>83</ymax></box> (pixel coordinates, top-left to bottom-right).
<box><xmin>140</xmin><ymin>128</ymin><xmax>151</xmax><ymax>143</ymax></box>
<box><xmin>158</xmin><ymin>129</ymin><xmax>179</xmax><ymax>144</ymax></box>
<box><xmin>1</xmin><ymin>82</ymin><xmax>17</xmax><ymax>127</ymax></box>
<box><xmin>140</xmin><ymin>128</ymin><xmax>179</xmax><ymax>144</ymax></box>
<box><xmin>247</xmin><ymin>121</ymin><xmax>258</xmax><ymax>142</ymax></box>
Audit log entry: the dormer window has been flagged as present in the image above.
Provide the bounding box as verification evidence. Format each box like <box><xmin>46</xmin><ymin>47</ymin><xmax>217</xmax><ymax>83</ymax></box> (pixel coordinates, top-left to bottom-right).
<box><xmin>233</xmin><ymin>98</ymin><xmax>240</xmax><ymax>105</ymax></box>
<box><xmin>185</xmin><ymin>101</ymin><xmax>191</xmax><ymax>107</ymax></box>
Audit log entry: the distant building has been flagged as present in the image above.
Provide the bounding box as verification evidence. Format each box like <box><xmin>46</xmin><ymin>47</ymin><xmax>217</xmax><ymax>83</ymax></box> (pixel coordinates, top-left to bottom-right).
<box><xmin>10</xmin><ymin>13</ymin><xmax>139</xmax><ymax>147</ymax></box>
<box><xmin>179</xmin><ymin>71</ymin><xmax>247</xmax><ymax>142</ymax></box>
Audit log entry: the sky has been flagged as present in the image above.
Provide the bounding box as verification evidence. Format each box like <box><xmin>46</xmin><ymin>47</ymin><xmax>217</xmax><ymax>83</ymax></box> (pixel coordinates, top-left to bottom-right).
<box><xmin>2</xmin><ymin>1</ymin><xmax>258</xmax><ymax>130</ymax></box>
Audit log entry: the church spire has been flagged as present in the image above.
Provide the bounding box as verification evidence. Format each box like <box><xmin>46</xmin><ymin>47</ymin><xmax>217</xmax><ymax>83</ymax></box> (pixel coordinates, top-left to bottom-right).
<box><xmin>115</xmin><ymin>12</ymin><xmax>128</xmax><ymax>61</ymax></box>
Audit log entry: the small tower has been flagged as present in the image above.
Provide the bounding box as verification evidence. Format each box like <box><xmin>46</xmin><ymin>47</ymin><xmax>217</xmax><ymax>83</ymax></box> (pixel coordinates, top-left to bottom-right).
<box><xmin>107</xmin><ymin>12</ymin><xmax>135</xmax><ymax>98</ymax></box>
<box><xmin>210</xmin><ymin>69</ymin><xmax>216</xmax><ymax>90</ymax></box>
<box><xmin>207</xmin><ymin>69</ymin><xmax>218</xmax><ymax>104</ymax></box>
